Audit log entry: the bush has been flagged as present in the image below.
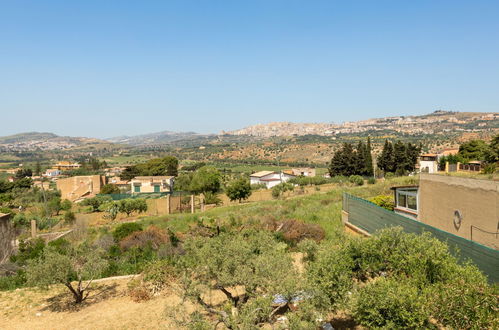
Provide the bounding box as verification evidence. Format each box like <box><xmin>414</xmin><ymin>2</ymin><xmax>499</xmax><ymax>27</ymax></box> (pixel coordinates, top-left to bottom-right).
<box><xmin>276</xmin><ymin>219</ymin><xmax>325</xmax><ymax>245</ymax></box>
<box><xmin>348</xmin><ymin>175</ymin><xmax>364</xmax><ymax>186</ymax></box>
<box><xmin>64</xmin><ymin>210</ymin><xmax>76</xmax><ymax>224</ymax></box>
<box><xmin>203</xmin><ymin>191</ymin><xmax>221</xmax><ymax>205</ymax></box>
<box><xmin>271</xmin><ymin>182</ymin><xmax>294</xmax><ymax>199</ymax></box>
<box><xmin>369</xmin><ymin>195</ymin><xmax>394</xmax><ymax>210</ymax></box>
<box><xmin>250</xmin><ymin>183</ymin><xmax>267</xmax><ymax>190</ymax></box>
<box><xmin>367</xmin><ymin>177</ymin><xmax>376</xmax><ymax>184</ymax></box>
<box><xmin>60</xmin><ymin>199</ymin><xmax>72</xmax><ymax>211</ymax></box>
<box><xmin>119</xmin><ymin>226</ymin><xmax>169</xmax><ymax>251</ymax></box>
<box><xmin>100</xmin><ymin>184</ymin><xmax>120</xmax><ymax>194</ymax></box>
<box><xmin>347</xmin><ymin>228</ymin><xmax>458</xmax><ymax>284</ymax></box>
<box><xmin>81</xmin><ymin>195</ymin><xmax>112</xmax><ymax>212</ymax></box>
<box><xmin>353</xmin><ymin>277</ymin><xmax>431</xmax><ymax>329</ymax></box>
<box><xmin>113</xmin><ymin>222</ymin><xmax>143</xmax><ymax>242</ymax></box>
<box><xmin>225</xmin><ymin>178</ymin><xmax>252</xmax><ymax>202</ymax></box>
<box><xmin>118</xmin><ymin>199</ymin><xmax>148</xmax><ymax>217</ymax></box>
<box><xmin>11</xmin><ymin>213</ymin><xmax>29</xmax><ymax>227</ymax></box>
<box><xmin>306</xmin><ymin>246</ymin><xmax>354</xmax><ymax>309</ymax></box>
<box><xmin>426</xmin><ymin>264</ymin><xmax>498</xmax><ymax>329</ymax></box>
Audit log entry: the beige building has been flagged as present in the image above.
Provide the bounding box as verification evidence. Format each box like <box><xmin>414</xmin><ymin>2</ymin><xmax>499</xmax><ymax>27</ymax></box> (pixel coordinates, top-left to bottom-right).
<box><xmin>130</xmin><ymin>176</ymin><xmax>174</xmax><ymax>194</ymax></box>
<box><xmin>56</xmin><ymin>175</ymin><xmax>106</xmax><ymax>201</ymax></box>
<box><xmin>53</xmin><ymin>161</ymin><xmax>81</xmax><ymax>171</ymax></box>
<box><xmin>288</xmin><ymin>168</ymin><xmax>316</xmax><ymax>177</ymax></box>
<box><xmin>393</xmin><ymin>174</ymin><xmax>498</xmax><ymax>249</ymax></box>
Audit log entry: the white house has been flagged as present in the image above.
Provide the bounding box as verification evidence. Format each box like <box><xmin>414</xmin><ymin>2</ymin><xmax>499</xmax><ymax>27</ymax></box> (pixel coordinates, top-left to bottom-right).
<box><xmin>418</xmin><ymin>154</ymin><xmax>439</xmax><ymax>173</ymax></box>
<box><xmin>250</xmin><ymin>171</ymin><xmax>296</xmax><ymax>189</ymax></box>
<box><xmin>44</xmin><ymin>169</ymin><xmax>61</xmax><ymax>178</ymax></box>
<box><xmin>130</xmin><ymin>176</ymin><xmax>174</xmax><ymax>194</ymax></box>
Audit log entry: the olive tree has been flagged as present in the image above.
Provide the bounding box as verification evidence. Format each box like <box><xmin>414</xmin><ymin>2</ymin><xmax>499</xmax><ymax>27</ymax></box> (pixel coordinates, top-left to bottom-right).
<box><xmin>225</xmin><ymin>178</ymin><xmax>252</xmax><ymax>202</ymax></box>
<box><xmin>26</xmin><ymin>245</ymin><xmax>108</xmax><ymax>303</ymax></box>
<box><xmin>178</xmin><ymin>230</ymin><xmax>320</xmax><ymax>328</ymax></box>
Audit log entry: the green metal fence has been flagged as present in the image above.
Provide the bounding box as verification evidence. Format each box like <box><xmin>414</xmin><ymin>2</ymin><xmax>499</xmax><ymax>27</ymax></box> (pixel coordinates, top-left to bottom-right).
<box><xmin>343</xmin><ymin>193</ymin><xmax>499</xmax><ymax>283</ymax></box>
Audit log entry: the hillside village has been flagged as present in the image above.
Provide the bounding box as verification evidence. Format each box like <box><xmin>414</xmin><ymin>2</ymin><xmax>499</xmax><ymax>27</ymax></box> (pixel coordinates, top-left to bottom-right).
<box><xmin>0</xmin><ymin>128</ymin><xmax>498</xmax><ymax>329</ymax></box>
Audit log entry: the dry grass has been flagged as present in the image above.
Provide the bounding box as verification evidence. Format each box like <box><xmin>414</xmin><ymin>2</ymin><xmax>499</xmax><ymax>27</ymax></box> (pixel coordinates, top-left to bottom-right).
<box><xmin>0</xmin><ymin>277</ymin><xmax>192</xmax><ymax>330</ymax></box>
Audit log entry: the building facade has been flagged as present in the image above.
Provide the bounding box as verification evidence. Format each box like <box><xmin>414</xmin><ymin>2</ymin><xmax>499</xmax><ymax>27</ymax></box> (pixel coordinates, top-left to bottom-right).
<box><xmin>130</xmin><ymin>176</ymin><xmax>174</xmax><ymax>194</ymax></box>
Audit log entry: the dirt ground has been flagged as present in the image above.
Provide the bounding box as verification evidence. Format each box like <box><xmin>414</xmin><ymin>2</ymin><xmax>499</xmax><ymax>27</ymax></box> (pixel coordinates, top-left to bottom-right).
<box><xmin>0</xmin><ymin>277</ymin><xmax>193</xmax><ymax>330</ymax></box>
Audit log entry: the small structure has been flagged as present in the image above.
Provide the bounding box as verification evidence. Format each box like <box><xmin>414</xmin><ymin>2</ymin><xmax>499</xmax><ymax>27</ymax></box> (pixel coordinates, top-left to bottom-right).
<box><xmin>56</xmin><ymin>175</ymin><xmax>106</xmax><ymax>201</ymax></box>
<box><xmin>44</xmin><ymin>169</ymin><xmax>61</xmax><ymax>178</ymax></box>
<box><xmin>108</xmin><ymin>176</ymin><xmax>130</xmax><ymax>190</ymax></box>
<box><xmin>250</xmin><ymin>171</ymin><xmax>296</xmax><ymax>189</ymax></box>
<box><xmin>130</xmin><ymin>176</ymin><xmax>174</xmax><ymax>194</ymax></box>
<box><xmin>52</xmin><ymin>161</ymin><xmax>81</xmax><ymax>171</ymax></box>
<box><xmin>288</xmin><ymin>168</ymin><xmax>316</xmax><ymax>177</ymax></box>
<box><xmin>419</xmin><ymin>154</ymin><xmax>438</xmax><ymax>173</ymax></box>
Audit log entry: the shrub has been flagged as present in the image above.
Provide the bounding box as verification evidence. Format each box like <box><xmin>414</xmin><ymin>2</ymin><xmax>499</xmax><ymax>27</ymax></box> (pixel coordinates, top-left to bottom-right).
<box><xmin>60</xmin><ymin>199</ymin><xmax>72</xmax><ymax>211</ymax></box>
<box><xmin>348</xmin><ymin>175</ymin><xmax>364</xmax><ymax>186</ymax></box>
<box><xmin>64</xmin><ymin>210</ymin><xmax>76</xmax><ymax>224</ymax></box>
<box><xmin>369</xmin><ymin>195</ymin><xmax>394</xmax><ymax>210</ymax></box>
<box><xmin>426</xmin><ymin>264</ymin><xmax>498</xmax><ymax>329</ymax></box>
<box><xmin>276</xmin><ymin>219</ymin><xmax>325</xmax><ymax>245</ymax></box>
<box><xmin>113</xmin><ymin>222</ymin><xmax>143</xmax><ymax>242</ymax></box>
<box><xmin>348</xmin><ymin>228</ymin><xmax>457</xmax><ymax>284</ymax></box>
<box><xmin>306</xmin><ymin>246</ymin><xmax>354</xmax><ymax>309</ymax></box>
<box><xmin>250</xmin><ymin>183</ymin><xmax>267</xmax><ymax>190</ymax></box>
<box><xmin>119</xmin><ymin>226</ymin><xmax>169</xmax><ymax>251</ymax></box>
<box><xmin>100</xmin><ymin>184</ymin><xmax>121</xmax><ymax>194</ymax></box>
<box><xmin>353</xmin><ymin>277</ymin><xmax>431</xmax><ymax>329</ymax></box>
<box><xmin>118</xmin><ymin>198</ymin><xmax>147</xmax><ymax>217</ymax></box>
<box><xmin>225</xmin><ymin>178</ymin><xmax>252</xmax><ymax>202</ymax></box>
<box><xmin>367</xmin><ymin>177</ymin><xmax>376</xmax><ymax>184</ymax></box>
<box><xmin>141</xmin><ymin>259</ymin><xmax>176</xmax><ymax>295</ymax></box>
<box><xmin>203</xmin><ymin>191</ymin><xmax>221</xmax><ymax>205</ymax></box>
<box><xmin>11</xmin><ymin>213</ymin><xmax>29</xmax><ymax>227</ymax></box>
<box><xmin>81</xmin><ymin>195</ymin><xmax>112</xmax><ymax>212</ymax></box>
<box><xmin>271</xmin><ymin>182</ymin><xmax>294</xmax><ymax>199</ymax></box>
<box><xmin>10</xmin><ymin>238</ymin><xmax>45</xmax><ymax>265</ymax></box>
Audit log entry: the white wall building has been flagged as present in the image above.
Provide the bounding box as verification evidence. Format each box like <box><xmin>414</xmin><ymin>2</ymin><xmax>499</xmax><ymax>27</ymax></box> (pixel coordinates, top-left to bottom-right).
<box><xmin>419</xmin><ymin>154</ymin><xmax>439</xmax><ymax>174</ymax></box>
<box><xmin>250</xmin><ymin>171</ymin><xmax>296</xmax><ymax>189</ymax></box>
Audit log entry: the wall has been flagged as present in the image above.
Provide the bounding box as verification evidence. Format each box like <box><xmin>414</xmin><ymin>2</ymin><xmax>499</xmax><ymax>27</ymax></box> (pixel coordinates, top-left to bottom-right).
<box><xmin>418</xmin><ymin>174</ymin><xmax>498</xmax><ymax>249</ymax></box>
<box><xmin>57</xmin><ymin>175</ymin><xmax>105</xmax><ymax>201</ymax></box>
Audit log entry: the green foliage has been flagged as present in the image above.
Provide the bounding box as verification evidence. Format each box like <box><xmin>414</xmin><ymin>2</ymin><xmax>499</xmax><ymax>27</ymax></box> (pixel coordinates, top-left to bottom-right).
<box><xmin>306</xmin><ymin>246</ymin><xmax>354</xmax><ymax>309</ymax></box>
<box><xmin>347</xmin><ymin>228</ymin><xmax>457</xmax><ymax>285</ymax></box>
<box><xmin>485</xmin><ymin>134</ymin><xmax>499</xmax><ymax>163</ymax></box>
<box><xmin>369</xmin><ymin>195</ymin><xmax>394</xmax><ymax>210</ymax></box>
<box><xmin>26</xmin><ymin>244</ymin><xmax>108</xmax><ymax>303</ymax></box>
<box><xmin>11</xmin><ymin>212</ymin><xmax>29</xmax><ymax>227</ymax></box>
<box><xmin>329</xmin><ymin>138</ymin><xmax>374</xmax><ymax>177</ymax></box>
<box><xmin>118</xmin><ymin>198</ymin><xmax>148</xmax><ymax>216</ymax></box>
<box><xmin>113</xmin><ymin>222</ymin><xmax>143</xmax><ymax>242</ymax></box>
<box><xmin>10</xmin><ymin>238</ymin><xmax>46</xmax><ymax>265</ymax></box>
<box><xmin>189</xmin><ymin>166</ymin><xmax>221</xmax><ymax>194</ymax></box>
<box><xmin>64</xmin><ymin>210</ymin><xmax>76</xmax><ymax>223</ymax></box>
<box><xmin>377</xmin><ymin>140</ymin><xmax>421</xmax><ymax>174</ymax></box>
<box><xmin>60</xmin><ymin>199</ymin><xmax>72</xmax><ymax>211</ymax></box>
<box><xmin>353</xmin><ymin>277</ymin><xmax>431</xmax><ymax>329</ymax></box>
<box><xmin>271</xmin><ymin>182</ymin><xmax>294</xmax><ymax>198</ymax></box>
<box><xmin>174</xmin><ymin>173</ymin><xmax>193</xmax><ymax>191</ymax></box>
<box><xmin>225</xmin><ymin>178</ymin><xmax>252</xmax><ymax>202</ymax></box>
<box><xmin>250</xmin><ymin>183</ymin><xmax>267</xmax><ymax>190</ymax></box>
<box><xmin>426</xmin><ymin>265</ymin><xmax>498</xmax><ymax>329</ymax></box>
<box><xmin>15</xmin><ymin>168</ymin><xmax>32</xmax><ymax>179</ymax></box>
<box><xmin>348</xmin><ymin>175</ymin><xmax>364</xmax><ymax>186</ymax></box>
<box><xmin>100</xmin><ymin>183</ymin><xmax>120</xmax><ymax>194</ymax></box>
<box><xmin>99</xmin><ymin>201</ymin><xmax>120</xmax><ymax>220</ymax></box>
<box><xmin>47</xmin><ymin>196</ymin><xmax>61</xmax><ymax>215</ymax></box>
<box><xmin>202</xmin><ymin>191</ymin><xmax>221</xmax><ymax>205</ymax></box>
<box><xmin>120</xmin><ymin>156</ymin><xmax>179</xmax><ymax>180</ymax></box>
<box><xmin>81</xmin><ymin>195</ymin><xmax>113</xmax><ymax>212</ymax></box>
<box><xmin>367</xmin><ymin>177</ymin><xmax>376</xmax><ymax>184</ymax></box>
<box><xmin>458</xmin><ymin>139</ymin><xmax>489</xmax><ymax>161</ymax></box>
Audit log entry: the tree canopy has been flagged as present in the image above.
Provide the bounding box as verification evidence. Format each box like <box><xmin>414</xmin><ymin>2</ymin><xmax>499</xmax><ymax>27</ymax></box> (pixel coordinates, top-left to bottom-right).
<box><xmin>120</xmin><ymin>156</ymin><xmax>179</xmax><ymax>180</ymax></box>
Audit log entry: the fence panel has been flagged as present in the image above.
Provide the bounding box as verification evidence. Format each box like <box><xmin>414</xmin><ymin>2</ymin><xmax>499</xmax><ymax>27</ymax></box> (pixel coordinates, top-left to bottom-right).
<box><xmin>343</xmin><ymin>193</ymin><xmax>499</xmax><ymax>283</ymax></box>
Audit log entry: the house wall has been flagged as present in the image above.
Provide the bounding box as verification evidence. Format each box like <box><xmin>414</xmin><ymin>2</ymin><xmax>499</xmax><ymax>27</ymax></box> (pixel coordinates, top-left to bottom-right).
<box><xmin>56</xmin><ymin>175</ymin><xmax>105</xmax><ymax>201</ymax></box>
<box><xmin>250</xmin><ymin>172</ymin><xmax>294</xmax><ymax>189</ymax></box>
<box><xmin>131</xmin><ymin>178</ymin><xmax>173</xmax><ymax>193</ymax></box>
<box><xmin>418</xmin><ymin>174</ymin><xmax>498</xmax><ymax>249</ymax></box>
<box><xmin>419</xmin><ymin>160</ymin><xmax>438</xmax><ymax>173</ymax></box>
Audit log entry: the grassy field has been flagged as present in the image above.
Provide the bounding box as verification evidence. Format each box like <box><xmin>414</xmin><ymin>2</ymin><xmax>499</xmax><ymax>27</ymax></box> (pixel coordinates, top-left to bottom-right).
<box><xmin>140</xmin><ymin>176</ymin><xmax>415</xmax><ymax>238</ymax></box>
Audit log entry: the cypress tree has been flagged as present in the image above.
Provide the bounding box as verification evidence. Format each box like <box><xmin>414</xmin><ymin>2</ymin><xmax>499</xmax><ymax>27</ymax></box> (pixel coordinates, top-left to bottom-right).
<box><xmin>393</xmin><ymin>140</ymin><xmax>408</xmax><ymax>175</ymax></box>
<box><xmin>365</xmin><ymin>137</ymin><xmax>374</xmax><ymax>176</ymax></box>
<box><xmin>355</xmin><ymin>140</ymin><xmax>367</xmax><ymax>175</ymax></box>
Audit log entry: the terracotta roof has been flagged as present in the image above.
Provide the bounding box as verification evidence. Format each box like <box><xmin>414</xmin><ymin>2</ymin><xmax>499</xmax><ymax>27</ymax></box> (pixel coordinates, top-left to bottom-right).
<box><xmin>132</xmin><ymin>176</ymin><xmax>174</xmax><ymax>180</ymax></box>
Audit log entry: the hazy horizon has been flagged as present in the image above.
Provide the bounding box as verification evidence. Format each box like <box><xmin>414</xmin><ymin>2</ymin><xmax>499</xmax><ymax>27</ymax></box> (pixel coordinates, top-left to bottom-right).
<box><xmin>1</xmin><ymin>1</ymin><xmax>498</xmax><ymax>138</ymax></box>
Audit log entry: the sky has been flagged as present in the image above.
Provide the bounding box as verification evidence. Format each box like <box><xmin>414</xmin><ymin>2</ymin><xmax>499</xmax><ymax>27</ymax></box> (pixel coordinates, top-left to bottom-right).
<box><xmin>1</xmin><ymin>0</ymin><xmax>498</xmax><ymax>138</ymax></box>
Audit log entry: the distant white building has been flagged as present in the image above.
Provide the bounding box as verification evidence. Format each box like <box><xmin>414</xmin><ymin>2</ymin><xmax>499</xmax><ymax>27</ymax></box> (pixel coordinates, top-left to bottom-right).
<box><xmin>250</xmin><ymin>171</ymin><xmax>296</xmax><ymax>189</ymax></box>
<box><xmin>419</xmin><ymin>154</ymin><xmax>439</xmax><ymax>174</ymax></box>
<box><xmin>44</xmin><ymin>169</ymin><xmax>61</xmax><ymax>178</ymax></box>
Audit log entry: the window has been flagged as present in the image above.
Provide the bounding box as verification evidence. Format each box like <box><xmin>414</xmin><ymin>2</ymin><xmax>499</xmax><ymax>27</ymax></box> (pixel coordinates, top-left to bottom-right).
<box><xmin>134</xmin><ymin>185</ymin><xmax>140</xmax><ymax>193</ymax></box>
<box><xmin>154</xmin><ymin>185</ymin><xmax>160</xmax><ymax>193</ymax></box>
<box><xmin>396</xmin><ymin>189</ymin><xmax>418</xmax><ymax>213</ymax></box>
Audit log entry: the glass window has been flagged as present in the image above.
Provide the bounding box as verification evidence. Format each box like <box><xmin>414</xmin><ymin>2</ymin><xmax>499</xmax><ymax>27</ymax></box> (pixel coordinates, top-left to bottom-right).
<box><xmin>154</xmin><ymin>185</ymin><xmax>160</xmax><ymax>192</ymax></box>
<box><xmin>134</xmin><ymin>185</ymin><xmax>140</xmax><ymax>193</ymax></box>
<box><xmin>407</xmin><ymin>195</ymin><xmax>417</xmax><ymax>210</ymax></box>
<box><xmin>397</xmin><ymin>193</ymin><xmax>407</xmax><ymax>208</ymax></box>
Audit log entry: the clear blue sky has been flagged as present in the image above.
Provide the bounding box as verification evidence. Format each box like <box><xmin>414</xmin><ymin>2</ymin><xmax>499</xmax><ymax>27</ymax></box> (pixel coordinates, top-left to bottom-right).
<box><xmin>1</xmin><ymin>1</ymin><xmax>498</xmax><ymax>138</ymax></box>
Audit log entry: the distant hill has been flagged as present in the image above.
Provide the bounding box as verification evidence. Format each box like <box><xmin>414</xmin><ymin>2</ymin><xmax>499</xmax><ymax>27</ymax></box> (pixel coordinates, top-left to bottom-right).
<box><xmin>225</xmin><ymin>111</ymin><xmax>499</xmax><ymax>137</ymax></box>
<box><xmin>106</xmin><ymin>131</ymin><xmax>210</xmax><ymax>146</ymax></box>
<box><xmin>0</xmin><ymin>132</ymin><xmax>111</xmax><ymax>151</ymax></box>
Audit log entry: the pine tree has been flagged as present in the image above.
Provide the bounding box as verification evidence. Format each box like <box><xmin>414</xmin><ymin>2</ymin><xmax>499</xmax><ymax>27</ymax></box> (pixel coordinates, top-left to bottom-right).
<box><xmin>329</xmin><ymin>143</ymin><xmax>355</xmax><ymax>176</ymax></box>
<box><xmin>393</xmin><ymin>140</ymin><xmax>408</xmax><ymax>175</ymax></box>
<box><xmin>355</xmin><ymin>141</ymin><xmax>367</xmax><ymax>175</ymax></box>
<box><xmin>377</xmin><ymin>140</ymin><xmax>394</xmax><ymax>173</ymax></box>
